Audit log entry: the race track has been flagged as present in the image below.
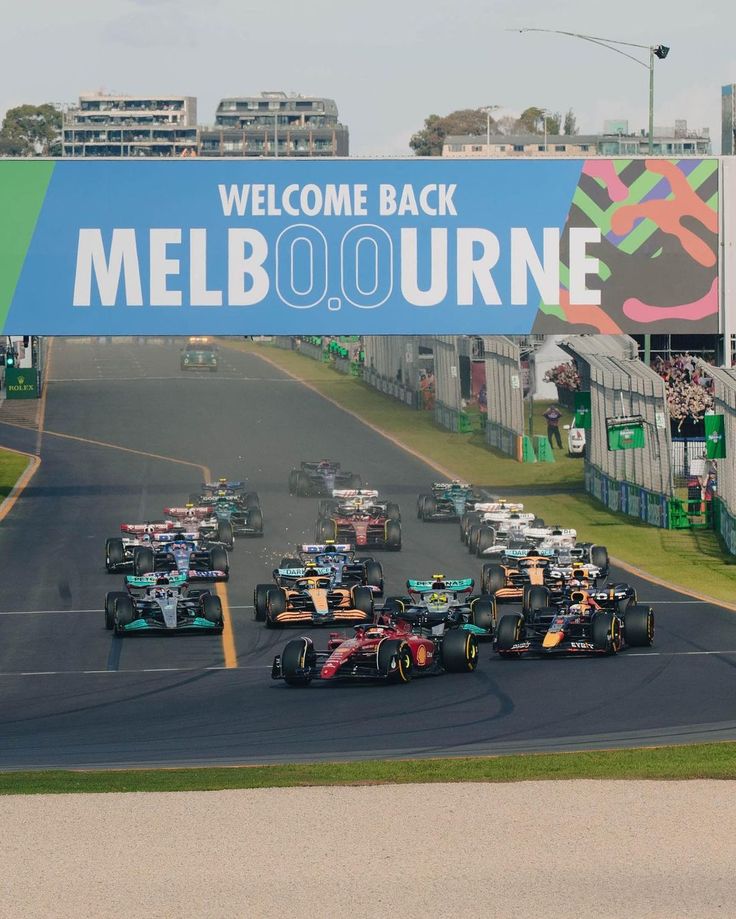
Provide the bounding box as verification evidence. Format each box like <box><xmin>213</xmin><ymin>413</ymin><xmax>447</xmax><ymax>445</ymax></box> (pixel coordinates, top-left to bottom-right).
<box><xmin>1</xmin><ymin>339</ymin><xmax>736</xmax><ymax>770</ymax></box>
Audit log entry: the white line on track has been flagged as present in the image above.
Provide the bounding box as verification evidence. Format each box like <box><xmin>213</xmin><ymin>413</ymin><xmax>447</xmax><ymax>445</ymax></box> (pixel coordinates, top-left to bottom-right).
<box><xmin>1</xmin><ymin>651</ymin><xmax>736</xmax><ymax>678</ymax></box>
<box><xmin>0</xmin><ymin>666</ymin><xmax>265</xmax><ymax>677</ymax></box>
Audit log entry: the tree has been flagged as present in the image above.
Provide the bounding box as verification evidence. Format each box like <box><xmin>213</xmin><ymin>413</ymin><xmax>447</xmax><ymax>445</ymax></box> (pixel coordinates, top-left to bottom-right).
<box><xmin>410</xmin><ymin>108</ymin><xmax>498</xmax><ymax>156</ymax></box>
<box><xmin>516</xmin><ymin>106</ymin><xmax>546</xmax><ymax>134</ymax></box>
<box><xmin>563</xmin><ymin>109</ymin><xmax>578</xmax><ymax>136</ymax></box>
<box><xmin>0</xmin><ymin>104</ymin><xmax>62</xmax><ymax>156</ymax></box>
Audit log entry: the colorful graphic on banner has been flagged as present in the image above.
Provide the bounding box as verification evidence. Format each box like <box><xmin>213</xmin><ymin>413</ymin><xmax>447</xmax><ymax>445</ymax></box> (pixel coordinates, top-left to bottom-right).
<box><xmin>532</xmin><ymin>158</ymin><xmax>719</xmax><ymax>335</ymax></box>
<box><xmin>0</xmin><ymin>158</ymin><xmax>719</xmax><ymax>336</ymax></box>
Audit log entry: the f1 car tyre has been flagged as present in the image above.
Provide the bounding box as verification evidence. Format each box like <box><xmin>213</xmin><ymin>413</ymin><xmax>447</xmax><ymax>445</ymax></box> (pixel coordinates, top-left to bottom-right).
<box><xmin>496</xmin><ymin>614</ymin><xmax>525</xmax><ymax>652</ymax></box>
<box><xmin>377</xmin><ymin>639</ymin><xmax>412</xmax><ymax>683</ymax></box>
<box><xmin>481</xmin><ymin>564</ymin><xmax>507</xmax><ymax>595</ymax></box>
<box><xmin>467</xmin><ymin>524</ymin><xmax>482</xmax><ymax>554</ymax></box>
<box><xmin>417</xmin><ymin>495</ymin><xmax>428</xmax><ymax>518</ymax></box>
<box><xmin>352</xmin><ymin>586</ymin><xmax>374</xmax><ymax>617</ymax></box>
<box><xmin>470</xmin><ymin>596</ymin><xmax>496</xmax><ymax>635</ymax></box>
<box><xmin>105</xmin><ymin>591</ymin><xmax>127</xmax><ymax>630</ymax></box>
<box><xmin>217</xmin><ymin>520</ymin><xmax>235</xmax><ymax>548</ymax></box>
<box><xmin>420</xmin><ymin>495</ymin><xmax>436</xmax><ymax>520</ymax></box>
<box><xmin>288</xmin><ymin>470</ymin><xmax>299</xmax><ymax>495</ymax></box>
<box><xmin>385</xmin><ymin>520</ymin><xmax>402</xmax><ymax>551</ymax></box>
<box><xmin>476</xmin><ymin>526</ymin><xmax>496</xmax><ymax>556</ymax></box>
<box><xmin>133</xmin><ymin>546</ymin><xmax>155</xmax><ymax>577</ymax></box>
<box><xmin>296</xmin><ymin>472</ymin><xmax>310</xmax><ymax>497</ymax></box>
<box><xmin>460</xmin><ymin>511</ymin><xmax>481</xmax><ymax>543</ymax></box>
<box><xmin>523</xmin><ymin>585</ymin><xmax>550</xmax><ymax>616</ymax></box>
<box><xmin>247</xmin><ymin>507</ymin><xmax>264</xmax><ymax>535</ymax></box>
<box><xmin>442</xmin><ymin>629</ymin><xmax>479</xmax><ymax>672</ymax></box>
<box><xmin>114</xmin><ymin>595</ymin><xmax>135</xmax><ymax>632</ymax></box>
<box><xmin>253</xmin><ymin>583</ymin><xmax>272</xmax><ymax>622</ymax></box>
<box><xmin>105</xmin><ymin>538</ymin><xmax>125</xmax><ymax>572</ymax></box>
<box><xmin>591</xmin><ymin>545</ymin><xmax>609</xmax><ymax>572</ymax></box>
<box><xmin>592</xmin><ymin>611</ymin><xmax>620</xmax><ymax>654</ymax></box>
<box><xmin>532</xmin><ymin>517</ymin><xmax>545</xmax><ymax>528</ymax></box>
<box><xmin>244</xmin><ymin>492</ymin><xmax>260</xmax><ymax>509</ymax></box>
<box><xmin>209</xmin><ymin>546</ymin><xmax>229</xmax><ymax>574</ymax></box>
<box><xmin>349</xmin><ymin>474</ymin><xmax>362</xmax><ymax>489</ymax></box>
<box><xmin>382</xmin><ymin>596</ymin><xmax>410</xmax><ymax>615</ymax></box>
<box><xmin>386</xmin><ymin>502</ymin><xmax>401</xmax><ymax>522</ymax></box>
<box><xmin>265</xmin><ymin>587</ymin><xmax>287</xmax><ymax>628</ymax></box>
<box><xmin>364</xmin><ymin>560</ymin><xmax>384</xmax><ymax>594</ymax></box>
<box><xmin>624</xmin><ymin>605</ymin><xmax>654</xmax><ymax>647</ymax></box>
<box><xmin>315</xmin><ymin>517</ymin><xmax>335</xmax><ymax>542</ymax></box>
<box><xmin>202</xmin><ymin>594</ymin><xmax>224</xmax><ymax>626</ymax></box>
<box><xmin>281</xmin><ymin>638</ymin><xmax>314</xmax><ymax>687</ymax></box>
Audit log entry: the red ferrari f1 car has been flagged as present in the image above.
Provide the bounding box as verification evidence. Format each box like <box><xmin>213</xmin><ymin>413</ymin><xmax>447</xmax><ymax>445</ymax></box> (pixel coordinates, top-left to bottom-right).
<box><xmin>271</xmin><ymin>618</ymin><xmax>478</xmax><ymax>686</ymax></box>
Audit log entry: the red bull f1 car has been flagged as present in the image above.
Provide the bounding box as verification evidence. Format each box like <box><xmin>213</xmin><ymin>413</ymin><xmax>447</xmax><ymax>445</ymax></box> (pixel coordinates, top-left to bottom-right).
<box><xmin>495</xmin><ymin>588</ymin><xmax>654</xmax><ymax>657</ymax></box>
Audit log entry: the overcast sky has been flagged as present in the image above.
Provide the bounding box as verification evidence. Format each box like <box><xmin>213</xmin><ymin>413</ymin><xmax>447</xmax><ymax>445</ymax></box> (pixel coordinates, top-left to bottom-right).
<box><xmin>1</xmin><ymin>0</ymin><xmax>734</xmax><ymax>153</ymax></box>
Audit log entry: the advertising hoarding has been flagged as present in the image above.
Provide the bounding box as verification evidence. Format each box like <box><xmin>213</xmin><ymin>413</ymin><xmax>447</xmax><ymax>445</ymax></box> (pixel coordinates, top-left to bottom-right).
<box><xmin>0</xmin><ymin>158</ymin><xmax>719</xmax><ymax>335</ymax></box>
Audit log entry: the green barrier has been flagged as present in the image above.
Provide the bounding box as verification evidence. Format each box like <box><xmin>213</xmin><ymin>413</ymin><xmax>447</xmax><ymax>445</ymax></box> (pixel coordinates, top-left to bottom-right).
<box><xmin>521</xmin><ymin>436</ymin><xmax>537</xmax><ymax>463</ymax></box>
<box><xmin>534</xmin><ymin>435</ymin><xmax>555</xmax><ymax>463</ymax></box>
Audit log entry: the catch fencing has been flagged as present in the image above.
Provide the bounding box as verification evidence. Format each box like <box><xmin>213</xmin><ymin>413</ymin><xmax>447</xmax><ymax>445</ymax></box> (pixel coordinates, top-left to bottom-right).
<box><xmin>482</xmin><ymin>337</ymin><xmax>524</xmax><ymax>459</ymax></box>
<box><xmin>562</xmin><ymin>335</ymin><xmax>673</xmax><ymax>520</ymax></box>
<box><xmin>701</xmin><ymin>362</ymin><xmax>736</xmax><ymax>552</ymax></box>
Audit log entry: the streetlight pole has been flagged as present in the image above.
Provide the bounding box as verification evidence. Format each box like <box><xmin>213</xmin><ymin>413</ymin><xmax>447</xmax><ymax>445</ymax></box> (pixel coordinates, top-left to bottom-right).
<box><xmin>480</xmin><ymin>105</ymin><xmax>501</xmax><ymax>155</ymax></box>
<box><xmin>512</xmin><ymin>29</ymin><xmax>669</xmax><ymax>154</ymax></box>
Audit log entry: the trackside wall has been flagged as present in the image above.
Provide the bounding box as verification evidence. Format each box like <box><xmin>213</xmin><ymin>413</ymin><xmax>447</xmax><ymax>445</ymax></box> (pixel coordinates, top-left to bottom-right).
<box><xmin>483</xmin><ymin>337</ymin><xmax>524</xmax><ymax>459</ymax></box>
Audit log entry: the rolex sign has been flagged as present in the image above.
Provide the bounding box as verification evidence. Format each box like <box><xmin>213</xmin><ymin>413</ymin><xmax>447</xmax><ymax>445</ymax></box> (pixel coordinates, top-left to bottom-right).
<box><xmin>5</xmin><ymin>367</ymin><xmax>39</xmax><ymax>400</ymax></box>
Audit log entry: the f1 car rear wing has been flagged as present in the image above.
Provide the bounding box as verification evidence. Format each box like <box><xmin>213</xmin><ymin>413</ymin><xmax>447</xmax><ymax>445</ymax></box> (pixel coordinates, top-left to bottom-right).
<box><xmin>332</xmin><ymin>489</ymin><xmax>379</xmax><ymax>499</ymax></box>
<box><xmin>503</xmin><ymin>547</ymin><xmax>556</xmax><ymax>559</ymax></box>
<box><xmin>432</xmin><ymin>482</ymin><xmax>472</xmax><ymax>490</ymax></box>
<box><xmin>407</xmin><ymin>578</ymin><xmax>474</xmax><ymax>593</ymax></box>
<box><xmin>164</xmin><ymin>506</ymin><xmax>215</xmax><ymax>519</ymax></box>
<box><xmin>126</xmin><ymin>573</ymin><xmax>188</xmax><ymax>588</ymax></box>
<box><xmin>474</xmin><ymin>502</ymin><xmax>524</xmax><ymax>514</ymax></box>
<box><xmin>121</xmin><ymin>522</ymin><xmax>174</xmax><ymax>535</ymax></box>
<box><xmin>277</xmin><ymin>566</ymin><xmax>334</xmax><ymax>578</ymax></box>
<box><xmin>299</xmin><ymin>544</ymin><xmax>353</xmax><ymax>554</ymax></box>
<box><xmin>155</xmin><ymin>531</ymin><xmax>200</xmax><ymax>543</ymax></box>
<box><xmin>201</xmin><ymin>481</ymin><xmax>245</xmax><ymax>491</ymax></box>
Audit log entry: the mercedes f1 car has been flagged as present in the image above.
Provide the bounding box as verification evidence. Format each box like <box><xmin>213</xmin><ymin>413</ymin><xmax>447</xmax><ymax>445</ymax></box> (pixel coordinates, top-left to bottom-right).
<box><xmin>417</xmin><ymin>482</ymin><xmax>483</xmax><ymax>522</ymax></box>
<box><xmin>315</xmin><ymin>490</ymin><xmax>401</xmax><ymax>551</ymax></box>
<box><xmin>272</xmin><ymin>616</ymin><xmax>479</xmax><ymax>686</ymax></box>
<box><xmin>383</xmin><ymin>576</ymin><xmax>497</xmax><ymax>640</ymax></box>
<box><xmin>253</xmin><ymin>572</ymin><xmax>374</xmax><ymax>628</ymax></box>
<box><xmin>288</xmin><ymin>461</ymin><xmax>361</xmax><ymax>497</ymax></box>
<box><xmin>104</xmin><ymin>573</ymin><xmax>224</xmax><ymax>634</ymax></box>
<box><xmin>495</xmin><ymin>588</ymin><xmax>654</xmax><ymax>657</ymax></box>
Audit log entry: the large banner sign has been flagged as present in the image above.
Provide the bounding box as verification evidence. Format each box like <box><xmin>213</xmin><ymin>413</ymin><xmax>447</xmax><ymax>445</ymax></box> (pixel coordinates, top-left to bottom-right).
<box><xmin>0</xmin><ymin>158</ymin><xmax>719</xmax><ymax>335</ymax></box>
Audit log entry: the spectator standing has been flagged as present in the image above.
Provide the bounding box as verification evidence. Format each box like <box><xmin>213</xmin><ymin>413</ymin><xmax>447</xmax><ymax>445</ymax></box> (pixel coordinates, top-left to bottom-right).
<box><xmin>543</xmin><ymin>404</ymin><xmax>563</xmax><ymax>449</ymax></box>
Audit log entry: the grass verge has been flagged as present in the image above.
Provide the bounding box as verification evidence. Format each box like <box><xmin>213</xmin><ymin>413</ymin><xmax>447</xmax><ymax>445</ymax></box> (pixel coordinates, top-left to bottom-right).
<box><xmin>226</xmin><ymin>340</ymin><xmax>736</xmax><ymax>604</ymax></box>
<box><xmin>0</xmin><ymin>448</ymin><xmax>32</xmax><ymax>501</ymax></box>
<box><xmin>3</xmin><ymin>743</ymin><xmax>736</xmax><ymax>794</ymax></box>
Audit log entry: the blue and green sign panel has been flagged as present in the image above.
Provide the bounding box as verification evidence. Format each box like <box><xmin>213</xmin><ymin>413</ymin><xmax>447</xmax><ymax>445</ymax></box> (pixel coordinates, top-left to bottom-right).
<box><xmin>0</xmin><ymin>158</ymin><xmax>720</xmax><ymax>335</ymax></box>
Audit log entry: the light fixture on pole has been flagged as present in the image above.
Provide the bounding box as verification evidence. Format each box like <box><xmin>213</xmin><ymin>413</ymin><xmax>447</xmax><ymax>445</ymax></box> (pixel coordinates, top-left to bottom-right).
<box><xmin>480</xmin><ymin>105</ymin><xmax>502</xmax><ymax>154</ymax></box>
<box><xmin>512</xmin><ymin>29</ymin><xmax>669</xmax><ymax>155</ymax></box>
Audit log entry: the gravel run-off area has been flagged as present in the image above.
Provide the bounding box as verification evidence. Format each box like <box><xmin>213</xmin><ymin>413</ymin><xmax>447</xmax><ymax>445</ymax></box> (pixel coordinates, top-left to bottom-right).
<box><xmin>2</xmin><ymin>780</ymin><xmax>735</xmax><ymax>919</ymax></box>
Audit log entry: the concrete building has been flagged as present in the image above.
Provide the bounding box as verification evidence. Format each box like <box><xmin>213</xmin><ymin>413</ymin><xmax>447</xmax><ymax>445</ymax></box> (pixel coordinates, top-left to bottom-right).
<box><xmin>443</xmin><ymin>120</ymin><xmax>711</xmax><ymax>157</ymax></box>
<box><xmin>62</xmin><ymin>93</ymin><xmax>197</xmax><ymax>157</ymax></box>
<box><xmin>723</xmin><ymin>85</ymin><xmax>736</xmax><ymax>155</ymax></box>
<box><xmin>199</xmin><ymin>91</ymin><xmax>349</xmax><ymax>157</ymax></box>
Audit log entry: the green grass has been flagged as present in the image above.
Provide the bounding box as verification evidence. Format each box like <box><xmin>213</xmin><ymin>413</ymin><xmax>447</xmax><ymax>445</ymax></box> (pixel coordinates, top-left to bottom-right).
<box><xmin>228</xmin><ymin>341</ymin><xmax>736</xmax><ymax>605</ymax></box>
<box><xmin>3</xmin><ymin>743</ymin><xmax>736</xmax><ymax>794</ymax></box>
<box><xmin>0</xmin><ymin>448</ymin><xmax>30</xmax><ymax>500</ymax></box>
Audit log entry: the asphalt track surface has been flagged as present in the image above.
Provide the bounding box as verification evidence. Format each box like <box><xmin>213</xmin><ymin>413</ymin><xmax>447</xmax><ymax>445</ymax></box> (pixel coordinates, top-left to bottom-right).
<box><xmin>1</xmin><ymin>339</ymin><xmax>736</xmax><ymax>770</ymax></box>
